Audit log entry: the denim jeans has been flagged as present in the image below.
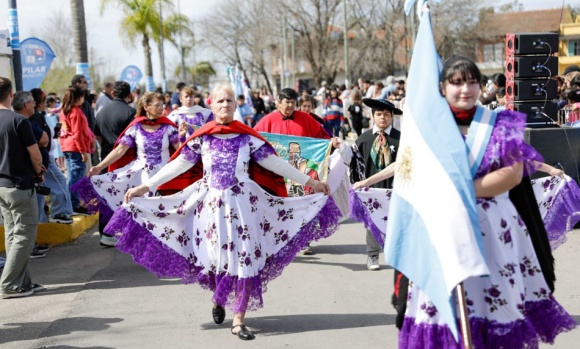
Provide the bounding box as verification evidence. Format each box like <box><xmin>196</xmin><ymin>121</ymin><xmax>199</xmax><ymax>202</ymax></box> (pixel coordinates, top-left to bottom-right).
<box><xmin>44</xmin><ymin>160</ymin><xmax>73</xmax><ymax>218</ymax></box>
<box><xmin>325</xmin><ymin>118</ymin><xmax>342</xmax><ymax>137</ymax></box>
<box><xmin>64</xmin><ymin>151</ymin><xmax>85</xmax><ymax>209</ymax></box>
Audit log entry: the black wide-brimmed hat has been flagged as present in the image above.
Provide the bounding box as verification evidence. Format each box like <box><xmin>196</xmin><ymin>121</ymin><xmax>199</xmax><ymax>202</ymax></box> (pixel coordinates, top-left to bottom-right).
<box><xmin>362</xmin><ymin>98</ymin><xmax>403</xmax><ymax>115</ymax></box>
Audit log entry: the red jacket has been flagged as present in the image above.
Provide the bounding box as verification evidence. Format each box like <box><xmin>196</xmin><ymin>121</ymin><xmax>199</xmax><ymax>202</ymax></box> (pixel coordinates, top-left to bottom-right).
<box><xmin>59</xmin><ymin>106</ymin><xmax>94</xmax><ymax>153</ymax></box>
<box><xmin>254</xmin><ymin>110</ymin><xmax>331</xmax><ymax>139</ymax></box>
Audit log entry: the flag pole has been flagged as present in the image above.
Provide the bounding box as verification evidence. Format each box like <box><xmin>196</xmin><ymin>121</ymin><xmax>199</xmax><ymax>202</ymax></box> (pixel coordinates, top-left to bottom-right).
<box><xmin>456</xmin><ymin>282</ymin><xmax>474</xmax><ymax>349</ymax></box>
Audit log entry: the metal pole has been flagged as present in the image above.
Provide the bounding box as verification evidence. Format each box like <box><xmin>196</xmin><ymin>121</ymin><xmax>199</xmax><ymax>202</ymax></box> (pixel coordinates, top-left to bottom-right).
<box><xmin>291</xmin><ymin>28</ymin><xmax>295</xmax><ymax>91</ymax></box>
<box><xmin>7</xmin><ymin>0</ymin><xmax>23</xmax><ymax>91</ymax></box>
<box><xmin>282</xmin><ymin>14</ymin><xmax>288</xmax><ymax>89</ymax></box>
<box><xmin>456</xmin><ymin>282</ymin><xmax>474</xmax><ymax>349</ymax></box>
<box><xmin>343</xmin><ymin>0</ymin><xmax>349</xmax><ymax>87</ymax></box>
<box><xmin>158</xmin><ymin>2</ymin><xmax>167</xmax><ymax>92</ymax></box>
<box><xmin>178</xmin><ymin>0</ymin><xmax>186</xmax><ymax>84</ymax></box>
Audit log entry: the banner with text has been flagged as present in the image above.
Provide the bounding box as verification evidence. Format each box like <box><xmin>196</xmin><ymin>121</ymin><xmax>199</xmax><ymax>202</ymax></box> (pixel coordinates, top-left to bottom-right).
<box><xmin>120</xmin><ymin>65</ymin><xmax>143</xmax><ymax>92</ymax></box>
<box><xmin>20</xmin><ymin>37</ymin><xmax>55</xmax><ymax>90</ymax></box>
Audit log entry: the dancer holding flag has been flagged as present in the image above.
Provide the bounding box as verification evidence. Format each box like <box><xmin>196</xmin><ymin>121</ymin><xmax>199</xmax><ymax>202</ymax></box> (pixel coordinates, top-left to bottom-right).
<box><xmin>379</xmin><ymin>2</ymin><xmax>575</xmax><ymax>347</ymax></box>
<box><xmin>105</xmin><ymin>85</ymin><xmax>341</xmax><ymax>341</ymax></box>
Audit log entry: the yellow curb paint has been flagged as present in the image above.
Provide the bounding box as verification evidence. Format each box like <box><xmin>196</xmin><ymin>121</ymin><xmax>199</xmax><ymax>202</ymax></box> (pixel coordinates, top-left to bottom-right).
<box><xmin>0</xmin><ymin>214</ymin><xmax>99</xmax><ymax>251</ymax></box>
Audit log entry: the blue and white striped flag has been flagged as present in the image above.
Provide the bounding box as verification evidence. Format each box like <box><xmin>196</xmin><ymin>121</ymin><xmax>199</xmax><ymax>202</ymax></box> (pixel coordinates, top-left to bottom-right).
<box><xmin>384</xmin><ymin>4</ymin><xmax>489</xmax><ymax>341</ymax></box>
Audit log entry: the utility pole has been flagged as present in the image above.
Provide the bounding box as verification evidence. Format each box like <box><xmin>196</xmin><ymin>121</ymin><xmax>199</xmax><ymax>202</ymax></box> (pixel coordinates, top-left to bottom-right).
<box><xmin>282</xmin><ymin>14</ymin><xmax>288</xmax><ymax>89</ymax></box>
<box><xmin>343</xmin><ymin>0</ymin><xmax>349</xmax><ymax>87</ymax></box>
<box><xmin>291</xmin><ymin>27</ymin><xmax>295</xmax><ymax>91</ymax></box>
<box><xmin>178</xmin><ymin>0</ymin><xmax>186</xmax><ymax>84</ymax></box>
<box><xmin>159</xmin><ymin>2</ymin><xmax>167</xmax><ymax>92</ymax></box>
<box><xmin>7</xmin><ymin>0</ymin><xmax>22</xmax><ymax>91</ymax></box>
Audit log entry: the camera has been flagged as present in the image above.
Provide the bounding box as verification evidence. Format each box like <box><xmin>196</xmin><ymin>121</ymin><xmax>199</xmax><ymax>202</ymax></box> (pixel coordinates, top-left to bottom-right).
<box><xmin>53</xmin><ymin>122</ymin><xmax>62</xmax><ymax>139</ymax></box>
<box><xmin>35</xmin><ymin>184</ymin><xmax>51</xmax><ymax>196</ymax></box>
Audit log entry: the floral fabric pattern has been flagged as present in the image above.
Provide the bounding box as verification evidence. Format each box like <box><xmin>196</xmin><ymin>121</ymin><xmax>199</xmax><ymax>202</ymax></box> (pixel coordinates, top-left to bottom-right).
<box><xmin>531</xmin><ymin>175</ymin><xmax>580</xmax><ymax>249</ymax></box>
<box><xmin>349</xmin><ymin>111</ymin><xmax>576</xmax><ymax>348</ymax></box>
<box><xmin>74</xmin><ymin>123</ymin><xmax>178</xmax><ymax>223</ymax></box>
<box><xmin>105</xmin><ymin>133</ymin><xmax>341</xmax><ymax>313</ymax></box>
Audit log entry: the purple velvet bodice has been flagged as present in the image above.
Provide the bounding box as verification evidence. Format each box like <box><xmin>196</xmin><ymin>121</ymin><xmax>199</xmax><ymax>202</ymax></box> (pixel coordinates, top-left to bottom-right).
<box><xmin>119</xmin><ymin>123</ymin><xmax>178</xmax><ymax>167</ymax></box>
<box><xmin>181</xmin><ymin>133</ymin><xmax>276</xmax><ymax>190</ymax></box>
<box><xmin>474</xmin><ymin>110</ymin><xmax>543</xmax><ymax>180</ymax></box>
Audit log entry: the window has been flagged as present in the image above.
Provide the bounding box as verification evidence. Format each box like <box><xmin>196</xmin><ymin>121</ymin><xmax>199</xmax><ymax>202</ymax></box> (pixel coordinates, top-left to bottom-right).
<box><xmin>482</xmin><ymin>43</ymin><xmax>504</xmax><ymax>63</ymax></box>
<box><xmin>568</xmin><ymin>40</ymin><xmax>580</xmax><ymax>56</ymax></box>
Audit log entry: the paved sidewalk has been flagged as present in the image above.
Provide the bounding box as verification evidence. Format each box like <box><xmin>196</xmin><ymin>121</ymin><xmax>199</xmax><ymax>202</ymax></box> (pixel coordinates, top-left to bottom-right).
<box><xmin>1</xmin><ymin>222</ymin><xmax>578</xmax><ymax>349</ymax></box>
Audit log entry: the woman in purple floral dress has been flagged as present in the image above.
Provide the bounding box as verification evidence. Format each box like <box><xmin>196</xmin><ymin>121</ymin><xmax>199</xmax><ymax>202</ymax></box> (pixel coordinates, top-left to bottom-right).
<box><xmin>105</xmin><ymin>85</ymin><xmax>341</xmax><ymax>341</ymax></box>
<box><xmin>74</xmin><ymin>92</ymin><xmax>180</xmax><ymax>224</ymax></box>
<box><xmin>351</xmin><ymin>57</ymin><xmax>576</xmax><ymax>348</ymax></box>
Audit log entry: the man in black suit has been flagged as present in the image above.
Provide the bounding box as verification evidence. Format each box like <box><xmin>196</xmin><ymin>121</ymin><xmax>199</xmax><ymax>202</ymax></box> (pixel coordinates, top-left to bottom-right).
<box><xmin>355</xmin><ymin>99</ymin><xmax>402</xmax><ymax>270</ymax></box>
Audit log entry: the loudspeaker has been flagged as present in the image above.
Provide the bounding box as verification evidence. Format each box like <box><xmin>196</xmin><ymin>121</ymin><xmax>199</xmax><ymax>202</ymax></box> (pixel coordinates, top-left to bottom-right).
<box><xmin>506</xmin><ymin>101</ymin><xmax>558</xmax><ymax>122</ymax></box>
<box><xmin>506</xmin><ymin>79</ymin><xmax>558</xmax><ymax>101</ymax></box>
<box><xmin>525</xmin><ymin>127</ymin><xmax>580</xmax><ymax>183</ymax></box>
<box><xmin>505</xmin><ymin>32</ymin><xmax>559</xmax><ymax>56</ymax></box>
<box><xmin>505</xmin><ymin>56</ymin><xmax>558</xmax><ymax>79</ymax></box>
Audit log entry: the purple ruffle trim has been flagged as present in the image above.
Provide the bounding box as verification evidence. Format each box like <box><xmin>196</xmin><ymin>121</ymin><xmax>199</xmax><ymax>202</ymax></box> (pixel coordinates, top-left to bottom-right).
<box><xmin>105</xmin><ymin>196</ymin><xmax>342</xmax><ymax>313</ymax></box>
<box><xmin>399</xmin><ymin>297</ymin><xmax>576</xmax><ymax>349</ymax></box>
<box><xmin>349</xmin><ymin>188</ymin><xmax>385</xmax><ymax>247</ymax></box>
<box><xmin>544</xmin><ymin>179</ymin><xmax>580</xmax><ymax>250</ymax></box>
<box><xmin>477</xmin><ymin>110</ymin><xmax>543</xmax><ymax>180</ymax></box>
<box><xmin>72</xmin><ymin>177</ymin><xmax>115</xmax><ymax>223</ymax></box>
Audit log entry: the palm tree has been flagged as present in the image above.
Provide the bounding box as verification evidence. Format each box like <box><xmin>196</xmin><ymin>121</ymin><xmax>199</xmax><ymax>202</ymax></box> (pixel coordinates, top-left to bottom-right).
<box><xmin>174</xmin><ymin>61</ymin><xmax>216</xmax><ymax>88</ymax></box>
<box><xmin>100</xmin><ymin>0</ymin><xmax>175</xmax><ymax>90</ymax></box>
<box><xmin>152</xmin><ymin>6</ymin><xmax>192</xmax><ymax>87</ymax></box>
<box><xmin>70</xmin><ymin>0</ymin><xmax>88</xmax><ymax>73</ymax></box>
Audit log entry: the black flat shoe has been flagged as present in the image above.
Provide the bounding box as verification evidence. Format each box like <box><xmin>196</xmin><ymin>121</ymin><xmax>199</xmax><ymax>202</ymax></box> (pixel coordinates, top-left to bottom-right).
<box><xmin>231</xmin><ymin>324</ymin><xmax>255</xmax><ymax>340</ymax></box>
<box><xmin>212</xmin><ymin>305</ymin><xmax>225</xmax><ymax>324</ymax></box>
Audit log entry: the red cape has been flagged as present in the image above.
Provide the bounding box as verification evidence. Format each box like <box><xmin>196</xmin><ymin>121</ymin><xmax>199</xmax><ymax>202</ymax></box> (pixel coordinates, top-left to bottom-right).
<box><xmin>108</xmin><ymin>116</ymin><xmax>178</xmax><ymax>172</ymax></box>
<box><xmin>157</xmin><ymin>120</ymin><xmax>287</xmax><ymax>197</ymax></box>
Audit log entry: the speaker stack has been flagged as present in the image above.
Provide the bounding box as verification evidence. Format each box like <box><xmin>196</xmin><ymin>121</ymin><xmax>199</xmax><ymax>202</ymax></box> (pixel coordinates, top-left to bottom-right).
<box><xmin>505</xmin><ymin>32</ymin><xmax>560</xmax><ymax>127</ymax></box>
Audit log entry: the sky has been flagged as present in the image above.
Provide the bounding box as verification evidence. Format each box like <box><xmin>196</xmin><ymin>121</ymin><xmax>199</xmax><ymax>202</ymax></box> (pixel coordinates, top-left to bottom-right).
<box><xmin>1</xmin><ymin>0</ymin><xmax>579</xmax><ymax>88</ymax></box>
<box><xmin>1</xmin><ymin>0</ymin><xmax>215</xmax><ymax>87</ymax></box>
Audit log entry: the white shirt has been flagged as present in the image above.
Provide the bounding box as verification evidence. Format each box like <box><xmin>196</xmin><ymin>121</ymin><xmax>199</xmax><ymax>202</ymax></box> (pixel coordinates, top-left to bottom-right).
<box><xmin>373</xmin><ymin>124</ymin><xmax>392</xmax><ymax>136</ymax></box>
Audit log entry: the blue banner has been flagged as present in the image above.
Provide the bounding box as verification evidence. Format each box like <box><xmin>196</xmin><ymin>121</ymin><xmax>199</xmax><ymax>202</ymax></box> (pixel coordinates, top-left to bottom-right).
<box><xmin>20</xmin><ymin>37</ymin><xmax>55</xmax><ymax>91</ymax></box>
<box><xmin>146</xmin><ymin>76</ymin><xmax>155</xmax><ymax>92</ymax></box>
<box><xmin>76</xmin><ymin>63</ymin><xmax>91</xmax><ymax>89</ymax></box>
<box><xmin>120</xmin><ymin>65</ymin><xmax>143</xmax><ymax>92</ymax></box>
<box><xmin>8</xmin><ymin>9</ymin><xmax>20</xmax><ymax>50</ymax></box>
<box><xmin>259</xmin><ymin>132</ymin><xmax>332</xmax><ymax>197</ymax></box>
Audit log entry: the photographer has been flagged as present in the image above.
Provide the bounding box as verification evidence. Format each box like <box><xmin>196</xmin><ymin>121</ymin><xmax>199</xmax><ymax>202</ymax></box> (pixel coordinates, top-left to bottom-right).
<box><xmin>479</xmin><ymin>72</ymin><xmax>506</xmax><ymax>106</ymax></box>
<box><xmin>12</xmin><ymin>91</ymin><xmax>51</xmax><ymax>258</ymax></box>
<box><xmin>0</xmin><ymin>77</ymin><xmax>45</xmax><ymax>299</ymax></box>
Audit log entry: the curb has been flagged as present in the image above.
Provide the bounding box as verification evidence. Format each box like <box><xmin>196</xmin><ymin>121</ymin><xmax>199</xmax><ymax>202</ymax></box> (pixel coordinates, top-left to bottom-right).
<box><xmin>0</xmin><ymin>214</ymin><xmax>99</xmax><ymax>251</ymax></box>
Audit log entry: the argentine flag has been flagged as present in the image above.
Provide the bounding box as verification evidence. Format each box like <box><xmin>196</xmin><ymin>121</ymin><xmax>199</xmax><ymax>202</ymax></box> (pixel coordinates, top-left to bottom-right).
<box><xmin>384</xmin><ymin>2</ymin><xmax>489</xmax><ymax>341</ymax></box>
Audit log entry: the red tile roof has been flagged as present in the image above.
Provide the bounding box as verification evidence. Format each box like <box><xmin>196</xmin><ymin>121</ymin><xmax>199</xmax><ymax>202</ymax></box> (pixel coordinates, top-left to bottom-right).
<box><xmin>479</xmin><ymin>8</ymin><xmax>572</xmax><ymax>38</ymax></box>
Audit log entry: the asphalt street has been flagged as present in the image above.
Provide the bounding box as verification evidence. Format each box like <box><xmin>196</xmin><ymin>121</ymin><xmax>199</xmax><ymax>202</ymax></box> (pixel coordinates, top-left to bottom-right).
<box><xmin>1</xmin><ymin>222</ymin><xmax>579</xmax><ymax>349</ymax></box>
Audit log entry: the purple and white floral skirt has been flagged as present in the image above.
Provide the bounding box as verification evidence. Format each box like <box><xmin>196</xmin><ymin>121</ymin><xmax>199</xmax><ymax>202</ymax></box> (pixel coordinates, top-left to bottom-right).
<box><xmin>400</xmin><ymin>192</ymin><xmax>576</xmax><ymax>349</ymax></box>
<box><xmin>73</xmin><ymin>160</ymin><xmax>158</xmax><ymax>223</ymax></box>
<box><xmin>531</xmin><ymin>175</ymin><xmax>580</xmax><ymax>250</ymax></box>
<box><xmin>350</xmin><ymin>175</ymin><xmax>580</xmax><ymax>252</ymax></box>
<box><xmin>105</xmin><ymin>177</ymin><xmax>341</xmax><ymax>313</ymax></box>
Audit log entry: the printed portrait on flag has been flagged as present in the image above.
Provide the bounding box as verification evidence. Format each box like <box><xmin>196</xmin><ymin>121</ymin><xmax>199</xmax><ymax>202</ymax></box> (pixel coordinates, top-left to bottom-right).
<box><xmin>259</xmin><ymin>132</ymin><xmax>332</xmax><ymax>197</ymax></box>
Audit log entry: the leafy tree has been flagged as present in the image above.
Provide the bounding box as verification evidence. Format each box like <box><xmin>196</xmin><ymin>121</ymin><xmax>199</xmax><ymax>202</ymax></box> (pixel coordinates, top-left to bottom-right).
<box><xmin>174</xmin><ymin>61</ymin><xmax>216</xmax><ymax>88</ymax></box>
<box><xmin>100</xmin><ymin>0</ymin><xmax>177</xmax><ymax>89</ymax></box>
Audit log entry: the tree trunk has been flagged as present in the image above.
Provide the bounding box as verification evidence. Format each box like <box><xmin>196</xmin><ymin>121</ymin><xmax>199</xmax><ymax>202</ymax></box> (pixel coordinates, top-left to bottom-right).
<box><xmin>69</xmin><ymin>0</ymin><xmax>88</xmax><ymax>64</ymax></box>
<box><xmin>142</xmin><ymin>34</ymin><xmax>154</xmax><ymax>80</ymax></box>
